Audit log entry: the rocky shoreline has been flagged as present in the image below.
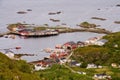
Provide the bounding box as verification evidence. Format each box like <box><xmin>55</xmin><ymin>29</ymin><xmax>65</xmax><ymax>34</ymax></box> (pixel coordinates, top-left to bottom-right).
<box><xmin>0</xmin><ymin>27</ymin><xmax>111</xmax><ymax>37</ymax></box>
<box><xmin>58</xmin><ymin>27</ymin><xmax>111</xmax><ymax>34</ymax></box>
<box><xmin>0</xmin><ymin>22</ymin><xmax>112</xmax><ymax>37</ymax></box>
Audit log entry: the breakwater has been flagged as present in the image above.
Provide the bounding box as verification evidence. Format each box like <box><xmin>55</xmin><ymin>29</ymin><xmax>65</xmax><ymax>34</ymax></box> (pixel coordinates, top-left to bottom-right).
<box><xmin>0</xmin><ymin>27</ymin><xmax>112</xmax><ymax>37</ymax></box>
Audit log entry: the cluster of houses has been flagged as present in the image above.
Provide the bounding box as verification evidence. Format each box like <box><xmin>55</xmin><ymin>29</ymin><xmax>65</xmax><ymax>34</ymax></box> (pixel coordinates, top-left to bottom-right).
<box><xmin>18</xmin><ymin>29</ymin><xmax>59</xmax><ymax>37</ymax></box>
<box><xmin>30</xmin><ymin>41</ymin><xmax>85</xmax><ymax>71</ymax></box>
<box><xmin>85</xmin><ymin>36</ymin><xmax>108</xmax><ymax>46</ymax></box>
<box><xmin>1</xmin><ymin>32</ymin><xmax>113</xmax><ymax>79</ymax></box>
<box><xmin>3</xmin><ymin>35</ymin><xmax>109</xmax><ymax>69</ymax></box>
<box><xmin>2</xmin><ymin>35</ymin><xmax>114</xmax><ymax>79</ymax></box>
<box><xmin>86</xmin><ymin>63</ymin><xmax>103</xmax><ymax>69</ymax></box>
<box><xmin>93</xmin><ymin>73</ymin><xmax>112</xmax><ymax>80</ymax></box>
<box><xmin>30</xmin><ymin>36</ymin><xmax>109</xmax><ymax>71</ymax></box>
<box><xmin>28</xmin><ymin>36</ymin><xmax>114</xmax><ymax>79</ymax></box>
<box><xmin>9</xmin><ymin>24</ymin><xmax>59</xmax><ymax>37</ymax></box>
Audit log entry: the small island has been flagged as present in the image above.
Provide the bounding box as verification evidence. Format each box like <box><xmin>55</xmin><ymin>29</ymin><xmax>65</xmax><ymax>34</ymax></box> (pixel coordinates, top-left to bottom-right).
<box><xmin>7</xmin><ymin>23</ymin><xmax>59</xmax><ymax>37</ymax></box>
<box><xmin>91</xmin><ymin>17</ymin><xmax>106</xmax><ymax>21</ymax></box>
<box><xmin>114</xmin><ymin>21</ymin><xmax>120</xmax><ymax>24</ymax></box>
<box><xmin>0</xmin><ymin>22</ymin><xmax>112</xmax><ymax>37</ymax></box>
<box><xmin>17</xmin><ymin>11</ymin><xmax>27</xmax><ymax>14</ymax></box>
<box><xmin>0</xmin><ymin>22</ymin><xmax>111</xmax><ymax>38</ymax></box>
<box><xmin>77</xmin><ymin>21</ymin><xmax>97</xmax><ymax>28</ymax></box>
<box><xmin>116</xmin><ymin>4</ymin><xmax>120</xmax><ymax>7</ymax></box>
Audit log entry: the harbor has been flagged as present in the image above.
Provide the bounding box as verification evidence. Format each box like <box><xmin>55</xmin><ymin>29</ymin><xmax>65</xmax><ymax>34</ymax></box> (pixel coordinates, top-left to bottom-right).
<box><xmin>0</xmin><ymin>0</ymin><xmax>120</xmax><ymax>62</ymax></box>
<box><xmin>0</xmin><ymin>0</ymin><xmax>118</xmax><ymax>62</ymax></box>
<box><xmin>0</xmin><ymin>0</ymin><xmax>120</xmax><ymax>79</ymax></box>
<box><xmin>0</xmin><ymin>22</ymin><xmax>111</xmax><ymax>38</ymax></box>
<box><xmin>0</xmin><ymin>31</ymin><xmax>105</xmax><ymax>62</ymax></box>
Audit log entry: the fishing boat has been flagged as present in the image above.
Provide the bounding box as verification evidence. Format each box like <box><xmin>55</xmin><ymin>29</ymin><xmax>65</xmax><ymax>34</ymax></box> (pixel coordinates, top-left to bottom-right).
<box><xmin>15</xmin><ymin>46</ymin><xmax>21</xmax><ymax>49</ymax></box>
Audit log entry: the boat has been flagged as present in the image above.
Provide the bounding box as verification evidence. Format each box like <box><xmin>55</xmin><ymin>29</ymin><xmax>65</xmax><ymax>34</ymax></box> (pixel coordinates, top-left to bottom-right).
<box><xmin>50</xmin><ymin>19</ymin><xmax>60</xmax><ymax>22</ymax></box>
<box><xmin>27</xmin><ymin>9</ymin><xmax>32</xmax><ymax>11</ymax></box>
<box><xmin>15</xmin><ymin>46</ymin><xmax>21</xmax><ymax>49</ymax></box>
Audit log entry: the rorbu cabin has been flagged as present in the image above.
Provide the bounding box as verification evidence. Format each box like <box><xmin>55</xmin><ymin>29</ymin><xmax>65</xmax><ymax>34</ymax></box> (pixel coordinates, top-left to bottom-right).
<box><xmin>93</xmin><ymin>73</ymin><xmax>111</xmax><ymax>80</ymax></box>
<box><xmin>62</xmin><ymin>41</ymin><xmax>77</xmax><ymax>50</ymax></box>
<box><xmin>77</xmin><ymin>41</ymin><xmax>86</xmax><ymax>47</ymax></box>
<box><xmin>30</xmin><ymin>58</ymin><xmax>55</xmax><ymax>71</ymax></box>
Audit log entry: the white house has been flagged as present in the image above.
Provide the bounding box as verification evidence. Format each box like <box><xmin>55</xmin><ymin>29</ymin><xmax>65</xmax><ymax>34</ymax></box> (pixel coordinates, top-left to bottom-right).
<box><xmin>70</xmin><ymin>60</ymin><xmax>81</xmax><ymax>67</ymax></box>
<box><xmin>86</xmin><ymin>63</ymin><xmax>97</xmax><ymax>69</ymax></box>
<box><xmin>5</xmin><ymin>52</ymin><xmax>14</xmax><ymax>59</ymax></box>
<box><xmin>85</xmin><ymin>37</ymin><xmax>99</xmax><ymax>45</ymax></box>
<box><xmin>77</xmin><ymin>71</ymin><xmax>86</xmax><ymax>75</ymax></box>
<box><xmin>94</xmin><ymin>39</ymin><xmax>108</xmax><ymax>46</ymax></box>
<box><xmin>93</xmin><ymin>73</ymin><xmax>111</xmax><ymax>80</ymax></box>
<box><xmin>34</xmin><ymin>64</ymin><xmax>49</xmax><ymax>71</ymax></box>
<box><xmin>87</xmin><ymin>63</ymin><xmax>102</xmax><ymax>69</ymax></box>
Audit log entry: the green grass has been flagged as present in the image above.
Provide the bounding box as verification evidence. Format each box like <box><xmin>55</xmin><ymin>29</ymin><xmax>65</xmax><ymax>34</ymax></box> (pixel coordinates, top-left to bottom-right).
<box><xmin>1</xmin><ymin>31</ymin><xmax>120</xmax><ymax>80</ymax></box>
<box><xmin>0</xmin><ymin>52</ymin><xmax>40</xmax><ymax>80</ymax></box>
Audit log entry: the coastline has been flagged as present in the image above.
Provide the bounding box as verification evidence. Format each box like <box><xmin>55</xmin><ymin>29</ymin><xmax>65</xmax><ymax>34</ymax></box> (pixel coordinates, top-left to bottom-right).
<box><xmin>0</xmin><ymin>26</ymin><xmax>111</xmax><ymax>38</ymax></box>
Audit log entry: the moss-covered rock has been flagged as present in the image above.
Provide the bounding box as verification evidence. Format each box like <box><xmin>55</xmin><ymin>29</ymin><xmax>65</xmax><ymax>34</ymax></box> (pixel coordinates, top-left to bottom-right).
<box><xmin>79</xmin><ymin>22</ymin><xmax>97</xmax><ymax>28</ymax></box>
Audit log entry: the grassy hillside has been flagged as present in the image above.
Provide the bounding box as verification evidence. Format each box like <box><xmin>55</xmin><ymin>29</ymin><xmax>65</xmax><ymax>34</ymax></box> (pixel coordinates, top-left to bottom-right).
<box><xmin>103</xmin><ymin>32</ymin><xmax>120</xmax><ymax>50</ymax></box>
<box><xmin>73</xmin><ymin>31</ymin><xmax>120</xmax><ymax>65</ymax></box>
<box><xmin>72</xmin><ymin>31</ymin><xmax>120</xmax><ymax>79</ymax></box>
<box><xmin>0</xmin><ymin>31</ymin><xmax>120</xmax><ymax>80</ymax></box>
<box><xmin>0</xmin><ymin>52</ymin><xmax>91</xmax><ymax>80</ymax></box>
<box><xmin>35</xmin><ymin>31</ymin><xmax>120</xmax><ymax>80</ymax></box>
<box><xmin>0</xmin><ymin>52</ymin><xmax>40</xmax><ymax>80</ymax></box>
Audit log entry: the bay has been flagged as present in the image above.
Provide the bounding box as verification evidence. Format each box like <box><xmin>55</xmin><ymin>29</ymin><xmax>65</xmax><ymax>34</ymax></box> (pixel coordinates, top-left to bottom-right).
<box><xmin>0</xmin><ymin>0</ymin><xmax>120</xmax><ymax>62</ymax></box>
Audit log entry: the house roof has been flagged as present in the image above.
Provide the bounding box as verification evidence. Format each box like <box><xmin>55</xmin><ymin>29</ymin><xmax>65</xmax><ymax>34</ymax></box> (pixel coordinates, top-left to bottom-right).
<box><xmin>63</xmin><ymin>41</ymin><xmax>76</xmax><ymax>46</ymax></box>
<box><xmin>77</xmin><ymin>41</ymin><xmax>85</xmax><ymax>45</ymax></box>
<box><xmin>98</xmin><ymin>39</ymin><xmax>108</xmax><ymax>43</ymax></box>
<box><xmin>95</xmin><ymin>73</ymin><xmax>106</xmax><ymax>76</ymax></box>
